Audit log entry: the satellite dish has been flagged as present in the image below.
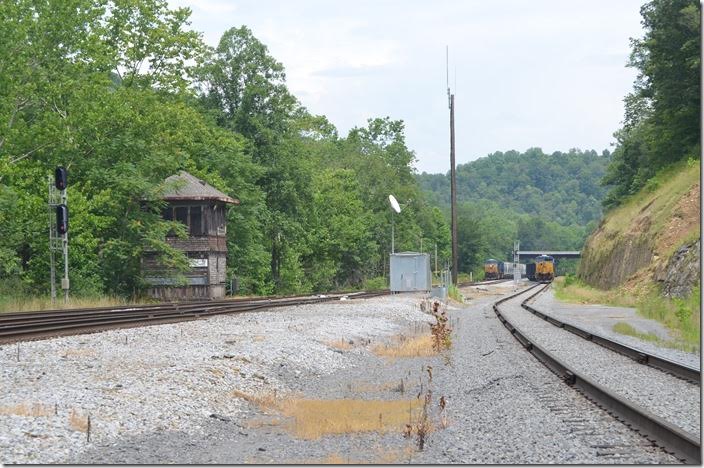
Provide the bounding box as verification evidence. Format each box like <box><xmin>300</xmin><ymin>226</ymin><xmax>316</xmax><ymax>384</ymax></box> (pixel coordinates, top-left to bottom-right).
<box><xmin>388</xmin><ymin>194</ymin><xmax>401</xmax><ymax>214</ymax></box>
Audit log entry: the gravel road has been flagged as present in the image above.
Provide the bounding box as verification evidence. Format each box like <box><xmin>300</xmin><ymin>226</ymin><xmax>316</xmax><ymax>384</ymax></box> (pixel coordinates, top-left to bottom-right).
<box><xmin>530</xmin><ymin>285</ymin><xmax>700</xmax><ymax>369</ymax></box>
<box><xmin>499</xmin><ymin>286</ymin><xmax>700</xmax><ymax>438</ymax></box>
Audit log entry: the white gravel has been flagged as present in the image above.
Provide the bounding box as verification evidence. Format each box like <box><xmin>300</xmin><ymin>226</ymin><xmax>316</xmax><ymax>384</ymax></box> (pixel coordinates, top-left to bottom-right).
<box><xmin>0</xmin><ymin>294</ymin><xmax>428</xmax><ymax>464</ymax></box>
<box><xmin>498</xmin><ymin>287</ymin><xmax>701</xmax><ymax>438</ymax></box>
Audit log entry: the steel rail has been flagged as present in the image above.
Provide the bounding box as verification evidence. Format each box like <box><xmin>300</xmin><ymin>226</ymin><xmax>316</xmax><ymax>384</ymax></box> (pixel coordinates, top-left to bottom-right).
<box><xmin>0</xmin><ymin>290</ymin><xmax>381</xmax><ymax>320</ymax></box>
<box><xmin>522</xmin><ymin>284</ymin><xmax>700</xmax><ymax>384</ymax></box>
<box><xmin>493</xmin><ymin>285</ymin><xmax>701</xmax><ymax>464</ymax></box>
<box><xmin>0</xmin><ymin>291</ymin><xmax>391</xmax><ymax>343</ymax></box>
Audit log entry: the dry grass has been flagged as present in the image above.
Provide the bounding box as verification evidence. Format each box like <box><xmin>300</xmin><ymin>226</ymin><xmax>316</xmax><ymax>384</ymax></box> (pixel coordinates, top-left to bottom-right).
<box><xmin>0</xmin><ymin>403</ymin><xmax>54</xmax><ymax>417</ymax></box>
<box><xmin>230</xmin><ymin>389</ymin><xmax>281</xmax><ymax>410</ymax></box>
<box><xmin>231</xmin><ymin>390</ymin><xmax>423</xmax><ymax>440</ymax></box>
<box><xmin>68</xmin><ymin>409</ymin><xmax>89</xmax><ymax>432</ymax></box>
<box><xmin>372</xmin><ymin>334</ymin><xmax>437</xmax><ymax>358</ymax></box>
<box><xmin>323</xmin><ymin>338</ymin><xmax>355</xmax><ymax>350</ymax></box>
<box><xmin>282</xmin><ymin>398</ymin><xmax>424</xmax><ymax>439</ymax></box>
<box><xmin>0</xmin><ymin>295</ymin><xmax>145</xmax><ymax>314</ymax></box>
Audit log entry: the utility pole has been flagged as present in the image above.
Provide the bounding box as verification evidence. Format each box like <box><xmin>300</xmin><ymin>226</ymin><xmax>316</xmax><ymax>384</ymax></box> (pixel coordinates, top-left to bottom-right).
<box><xmin>447</xmin><ymin>47</ymin><xmax>458</xmax><ymax>285</ymax></box>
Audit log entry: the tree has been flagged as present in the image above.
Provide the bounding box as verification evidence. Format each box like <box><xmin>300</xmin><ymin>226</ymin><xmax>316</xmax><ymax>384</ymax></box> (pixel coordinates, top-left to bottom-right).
<box><xmin>602</xmin><ymin>0</ymin><xmax>700</xmax><ymax>208</ymax></box>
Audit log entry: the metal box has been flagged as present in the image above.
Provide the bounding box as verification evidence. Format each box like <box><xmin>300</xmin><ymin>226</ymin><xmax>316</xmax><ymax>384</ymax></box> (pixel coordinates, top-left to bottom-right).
<box><xmin>390</xmin><ymin>252</ymin><xmax>431</xmax><ymax>292</ymax></box>
<box><xmin>431</xmin><ymin>286</ymin><xmax>447</xmax><ymax>300</ymax></box>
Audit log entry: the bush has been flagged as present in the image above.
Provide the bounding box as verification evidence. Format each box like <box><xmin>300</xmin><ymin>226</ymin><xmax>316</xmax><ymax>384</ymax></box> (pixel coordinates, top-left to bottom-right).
<box><xmin>362</xmin><ymin>276</ymin><xmax>388</xmax><ymax>291</ymax></box>
<box><xmin>563</xmin><ymin>274</ymin><xmax>577</xmax><ymax>287</ymax></box>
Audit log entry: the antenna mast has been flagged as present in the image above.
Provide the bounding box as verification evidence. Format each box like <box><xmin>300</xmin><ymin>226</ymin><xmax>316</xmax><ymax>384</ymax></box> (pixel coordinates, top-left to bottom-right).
<box><xmin>447</xmin><ymin>46</ymin><xmax>458</xmax><ymax>285</ymax></box>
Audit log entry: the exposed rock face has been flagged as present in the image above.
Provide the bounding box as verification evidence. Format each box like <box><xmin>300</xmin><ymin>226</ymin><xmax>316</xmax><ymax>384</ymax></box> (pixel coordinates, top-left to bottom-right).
<box><xmin>578</xmin><ymin>164</ymin><xmax>700</xmax><ymax>295</ymax></box>
<box><xmin>657</xmin><ymin>239</ymin><xmax>700</xmax><ymax>298</ymax></box>
<box><xmin>578</xmin><ymin>230</ymin><xmax>654</xmax><ymax>290</ymax></box>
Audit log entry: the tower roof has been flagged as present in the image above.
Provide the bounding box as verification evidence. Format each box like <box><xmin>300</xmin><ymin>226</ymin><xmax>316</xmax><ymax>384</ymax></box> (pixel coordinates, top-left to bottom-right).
<box><xmin>162</xmin><ymin>171</ymin><xmax>239</xmax><ymax>205</ymax></box>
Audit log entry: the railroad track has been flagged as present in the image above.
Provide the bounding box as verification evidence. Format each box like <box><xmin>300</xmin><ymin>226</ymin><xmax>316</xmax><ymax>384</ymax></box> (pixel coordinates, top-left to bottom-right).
<box><xmin>523</xmin><ymin>283</ymin><xmax>700</xmax><ymax>384</ymax></box>
<box><xmin>493</xmin><ymin>284</ymin><xmax>701</xmax><ymax>464</ymax></box>
<box><xmin>457</xmin><ymin>278</ymin><xmax>513</xmax><ymax>287</ymax></box>
<box><xmin>0</xmin><ymin>290</ymin><xmax>389</xmax><ymax>344</ymax></box>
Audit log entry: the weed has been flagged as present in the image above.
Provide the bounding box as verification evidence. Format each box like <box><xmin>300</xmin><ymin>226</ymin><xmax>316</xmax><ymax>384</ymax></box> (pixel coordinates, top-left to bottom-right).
<box><xmin>429</xmin><ymin>301</ymin><xmax>452</xmax><ymax>351</ymax></box>
<box><xmin>372</xmin><ymin>333</ymin><xmax>436</xmax><ymax>358</ymax></box>
<box><xmin>448</xmin><ymin>284</ymin><xmax>463</xmax><ymax>302</ymax></box>
<box><xmin>324</xmin><ymin>338</ymin><xmax>354</xmax><ymax>350</ymax></box>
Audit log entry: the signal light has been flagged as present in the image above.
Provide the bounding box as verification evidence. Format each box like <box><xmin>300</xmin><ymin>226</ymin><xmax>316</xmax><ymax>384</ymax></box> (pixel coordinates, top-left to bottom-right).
<box><xmin>56</xmin><ymin>204</ymin><xmax>69</xmax><ymax>235</ymax></box>
<box><xmin>55</xmin><ymin>166</ymin><xmax>68</xmax><ymax>190</ymax></box>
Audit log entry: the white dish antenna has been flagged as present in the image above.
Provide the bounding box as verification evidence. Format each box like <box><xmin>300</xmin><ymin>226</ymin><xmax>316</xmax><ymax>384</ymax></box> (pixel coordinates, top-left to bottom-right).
<box><xmin>388</xmin><ymin>194</ymin><xmax>401</xmax><ymax>214</ymax></box>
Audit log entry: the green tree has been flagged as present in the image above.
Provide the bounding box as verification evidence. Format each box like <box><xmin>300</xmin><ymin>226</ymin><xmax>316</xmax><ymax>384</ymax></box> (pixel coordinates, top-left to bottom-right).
<box><xmin>603</xmin><ymin>0</ymin><xmax>700</xmax><ymax>207</ymax></box>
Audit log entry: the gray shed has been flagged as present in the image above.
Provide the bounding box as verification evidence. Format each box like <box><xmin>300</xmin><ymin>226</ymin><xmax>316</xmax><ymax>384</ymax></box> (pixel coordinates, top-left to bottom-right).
<box><xmin>389</xmin><ymin>252</ymin><xmax>431</xmax><ymax>292</ymax></box>
<box><xmin>142</xmin><ymin>171</ymin><xmax>239</xmax><ymax>300</ymax></box>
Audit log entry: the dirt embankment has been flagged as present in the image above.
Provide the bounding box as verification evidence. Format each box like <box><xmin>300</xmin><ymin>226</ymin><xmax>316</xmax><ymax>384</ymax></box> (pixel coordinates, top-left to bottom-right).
<box><xmin>578</xmin><ymin>162</ymin><xmax>700</xmax><ymax>297</ymax></box>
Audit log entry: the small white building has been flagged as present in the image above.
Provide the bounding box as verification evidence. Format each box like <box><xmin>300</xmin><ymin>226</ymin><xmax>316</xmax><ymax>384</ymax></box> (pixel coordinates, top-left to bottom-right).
<box><xmin>389</xmin><ymin>252</ymin><xmax>431</xmax><ymax>292</ymax></box>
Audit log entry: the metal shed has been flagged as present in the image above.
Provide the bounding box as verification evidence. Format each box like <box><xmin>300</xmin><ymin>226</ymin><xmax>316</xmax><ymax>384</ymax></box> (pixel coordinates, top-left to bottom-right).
<box><xmin>389</xmin><ymin>252</ymin><xmax>431</xmax><ymax>292</ymax></box>
<box><xmin>142</xmin><ymin>171</ymin><xmax>239</xmax><ymax>300</ymax></box>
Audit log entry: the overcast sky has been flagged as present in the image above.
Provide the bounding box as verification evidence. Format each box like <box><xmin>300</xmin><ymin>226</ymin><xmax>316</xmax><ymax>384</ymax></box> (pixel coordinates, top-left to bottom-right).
<box><xmin>168</xmin><ymin>0</ymin><xmax>644</xmax><ymax>174</ymax></box>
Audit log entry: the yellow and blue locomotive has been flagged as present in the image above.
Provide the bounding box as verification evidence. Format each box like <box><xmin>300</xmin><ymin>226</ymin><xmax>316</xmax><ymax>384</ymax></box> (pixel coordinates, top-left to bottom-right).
<box><xmin>484</xmin><ymin>259</ymin><xmax>499</xmax><ymax>280</ymax></box>
<box><xmin>534</xmin><ymin>255</ymin><xmax>555</xmax><ymax>283</ymax></box>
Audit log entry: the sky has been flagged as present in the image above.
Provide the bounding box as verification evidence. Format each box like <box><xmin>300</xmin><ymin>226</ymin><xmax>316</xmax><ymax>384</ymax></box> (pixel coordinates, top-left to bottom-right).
<box><xmin>168</xmin><ymin>0</ymin><xmax>645</xmax><ymax>174</ymax></box>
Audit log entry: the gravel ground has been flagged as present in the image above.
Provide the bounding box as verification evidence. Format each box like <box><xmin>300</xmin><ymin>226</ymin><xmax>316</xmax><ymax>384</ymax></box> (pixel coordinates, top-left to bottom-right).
<box><xmin>410</xmin><ymin>284</ymin><xmax>679</xmax><ymax>464</ymax></box>
<box><xmin>499</xmin><ymin>287</ymin><xmax>700</xmax><ymax>438</ymax></box>
<box><xmin>0</xmin><ymin>294</ymin><xmax>428</xmax><ymax>464</ymax></box>
<box><xmin>0</xmin><ymin>285</ymin><xmax>684</xmax><ymax>464</ymax></box>
<box><xmin>530</xmin><ymin>285</ymin><xmax>701</xmax><ymax>369</ymax></box>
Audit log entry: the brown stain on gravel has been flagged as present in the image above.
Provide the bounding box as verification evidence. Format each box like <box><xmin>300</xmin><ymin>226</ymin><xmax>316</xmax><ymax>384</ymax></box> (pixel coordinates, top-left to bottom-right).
<box><xmin>231</xmin><ymin>390</ymin><xmax>423</xmax><ymax>439</ymax></box>
<box><xmin>68</xmin><ymin>409</ymin><xmax>89</xmax><ymax>432</ymax></box>
<box><xmin>0</xmin><ymin>402</ymin><xmax>54</xmax><ymax>417</ymax></box>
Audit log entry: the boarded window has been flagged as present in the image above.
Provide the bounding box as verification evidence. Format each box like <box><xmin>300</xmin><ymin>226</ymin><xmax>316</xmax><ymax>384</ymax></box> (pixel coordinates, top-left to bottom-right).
<box><xmin>175</xmin><ymin>207</ymin><xmax>188</xmax><ymax>226</ymax></box>
<box><xmin>190</xmin><ymin>206</ymin><xmax>203</xmax><ymax>235</ymax></box>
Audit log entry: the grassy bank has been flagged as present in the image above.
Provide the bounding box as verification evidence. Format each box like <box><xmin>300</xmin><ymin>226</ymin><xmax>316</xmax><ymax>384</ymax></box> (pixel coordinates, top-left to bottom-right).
<box><xmin>0</xmin><ymin>294</ymin><xmax>144</xmax><ymax>313</ymax></box>
<box><xmin>554</xmin><ymin>276</ymin><xmax>700</xmax><ymax>352</ymax></box>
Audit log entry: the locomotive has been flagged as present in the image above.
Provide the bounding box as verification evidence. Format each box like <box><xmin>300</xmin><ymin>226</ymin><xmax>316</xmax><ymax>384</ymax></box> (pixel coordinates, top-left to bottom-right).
<box><xmin>526</xmin><ymin>255</ymin><xmax>555</xmax><ymax>283</ymax></box>
<box><xmin>484</xmin><ymin>259</ymin><xmax>500</xmax><ymax>279</ymax></box>
<box><xmin>484</xmin><ymin>259</ymin><xmax>527</xmax><ymax>280</ymax></box>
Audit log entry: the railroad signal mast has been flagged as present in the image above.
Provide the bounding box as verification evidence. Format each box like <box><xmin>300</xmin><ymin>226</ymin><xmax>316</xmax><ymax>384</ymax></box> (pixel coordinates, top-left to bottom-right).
<box><xmin>49</xmin><ymin>167</ymin><xmax>69</xmax><ymax>304</ymax></box>
<box><xmin>513</xmin><ymin>240</ymin><xmax>520</xmax><ymax>290</ymax></box>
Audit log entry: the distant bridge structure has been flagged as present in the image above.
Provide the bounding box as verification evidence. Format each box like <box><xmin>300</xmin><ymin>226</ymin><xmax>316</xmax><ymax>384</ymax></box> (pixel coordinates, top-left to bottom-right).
<box><xmin>516</xmin><ymin>251</ymin><xmax>581</xmax><ymax>260</ymax></box>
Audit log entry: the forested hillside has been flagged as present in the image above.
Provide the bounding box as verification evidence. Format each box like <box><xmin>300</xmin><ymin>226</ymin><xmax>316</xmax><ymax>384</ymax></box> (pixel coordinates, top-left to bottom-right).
<box><xmin>574</xmin><ymin>0</ymin><xmax>700</xmax><ymax>348</ymax></box>
<box><xmin>601</xmin><ymin>0</ymin><xmax>700</xmax><ymax>208</ymax></box>
<box><xmin>579</xmin><ymin>0</ymin><xmax>700</xmax><ymax>289</ymax></box>
<box><xmin>0</xmin><ymin>1</ymin><xmax>449</xmax><ymax>300</ymax></box>
<box><xmin>417</xmin><ymin>148</ymin><xmax>610</xmax><ymax>273</ymax></box>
